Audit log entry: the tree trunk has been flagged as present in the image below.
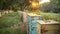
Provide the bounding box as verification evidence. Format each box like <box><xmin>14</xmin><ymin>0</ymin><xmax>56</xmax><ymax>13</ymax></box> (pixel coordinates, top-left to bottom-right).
<box><xmin>21</xmin><ymin>6</ymin><xmax>24</xmax><ymax>11</ymax></box>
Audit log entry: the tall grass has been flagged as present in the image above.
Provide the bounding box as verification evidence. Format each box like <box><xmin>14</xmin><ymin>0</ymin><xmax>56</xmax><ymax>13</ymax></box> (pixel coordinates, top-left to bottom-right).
<box><xmin>41</xmin><ymin>13</ymin><xmax>60</xmax><ymax>22</ymax></box>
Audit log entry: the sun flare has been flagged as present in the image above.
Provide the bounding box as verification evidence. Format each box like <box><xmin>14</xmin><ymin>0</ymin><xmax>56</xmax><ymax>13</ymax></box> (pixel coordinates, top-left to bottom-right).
<box><xmin>40</xmin><ymin>0</ymin><xmax>50</xmax><ymax>4</ymax></box>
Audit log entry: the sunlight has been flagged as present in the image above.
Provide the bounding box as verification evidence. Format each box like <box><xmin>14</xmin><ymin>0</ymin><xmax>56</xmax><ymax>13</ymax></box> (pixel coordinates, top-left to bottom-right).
<box><xmin>30</xmin><ymin>2</ymin><xmax>39</xmax><ymax>9</ymax></box>
<box><xmin>31</xmin><ymin>2</ymin><xmax>37</xmax><ymax>7</ymax></box>
<box><xmin>40</xmin><ymin>0</ymin><xmax>50</xmax><ymax>4</ymax></box>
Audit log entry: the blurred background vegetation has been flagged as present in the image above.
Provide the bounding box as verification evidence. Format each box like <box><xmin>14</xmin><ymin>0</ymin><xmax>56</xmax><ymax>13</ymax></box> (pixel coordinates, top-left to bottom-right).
<box><xmin>0</xmin><ymin>0</ymin><xmax>60</xmax><ymax>13</ymax></box>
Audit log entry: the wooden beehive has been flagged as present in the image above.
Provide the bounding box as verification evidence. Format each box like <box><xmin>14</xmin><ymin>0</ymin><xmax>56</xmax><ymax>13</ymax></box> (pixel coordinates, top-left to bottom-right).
<box><xmin>37</xmin><ymin>20</ymin><xmax>60</xmax><ymax>34</ymax></box>
<box><xmin>36</xmin><ymin>22</ymin><xmax>41</xmax><ymax>34</ymax></box>
<box><xmin>27</xmin><ymin>13</ymin><xmax>42</xmax><ymax>34</ymax></box>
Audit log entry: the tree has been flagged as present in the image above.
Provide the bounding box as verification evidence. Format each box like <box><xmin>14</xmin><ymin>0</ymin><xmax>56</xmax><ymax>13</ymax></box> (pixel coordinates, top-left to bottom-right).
<box><xmin>39</xmin><ymin>0</ymin><xmax>60</xmax><ymax>13</ymax></box>
<box><xmin>0</xmin><ymin>0</ymin><xmax>14</xmax><ymax>10</ymax></box>
<box><xmin>19</xmin><ymin>0</ymin><xmax>29</xmax><ymax>11</ymax></box>
<box><xmin>49</xmin><ymin>0</ymin><xmax>60</xmax><ymax>13</ymax></box>
<box><xmin>0</xmin><ymin>0</ymin><xmax>29</xmax><ymax>11</ymax></box>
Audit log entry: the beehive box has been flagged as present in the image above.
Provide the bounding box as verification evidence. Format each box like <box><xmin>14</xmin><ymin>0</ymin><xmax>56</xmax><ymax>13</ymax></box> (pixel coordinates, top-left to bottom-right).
<box><xmin>44</xmin><ymin>24</ymin><xmax>60</xmax><ymax>34</ymax></box>
<box><xmin>36</xmin><ymin>22</ymin><xmax>41</xmax><ymax>34</ymax></box>
<box><xmin>37</xmin><ymin>20</ymin><xmax>60</xmax><ymax>34</ymax></box>
<box><xmin>27</xmin><ymin>13</ymin><xmax>42</xmax><ymax>34</ymax></box>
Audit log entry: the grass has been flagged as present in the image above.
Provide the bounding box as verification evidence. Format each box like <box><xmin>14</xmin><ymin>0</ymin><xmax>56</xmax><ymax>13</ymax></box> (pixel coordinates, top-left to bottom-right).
<box><xmin>34</xmin><ymin>10</ymin><xmax>60</xmax><ymax>22</ymax></box>
<box><xmin>0</xmin><ymin>12</ymin><xmax>26</xmax><ymax>34</ymax></box>
<box><xmin>0</xmin><ymin>27</ymin><xmax>26</xmax><ymax>34</ymax></box>
<box><xmin>41</xmin><ymin>13</ymin><xmax>60</xmax><ymax>22</ymax></box>
<box><xmin>0</xmin><ymin>11</ymin><xmax>27</xmax><ymax>34</ymax></box>
<box><xmin>0</xmin><ymin>12</ymin><xmax>22</xmax><ymax>28</ymax></box>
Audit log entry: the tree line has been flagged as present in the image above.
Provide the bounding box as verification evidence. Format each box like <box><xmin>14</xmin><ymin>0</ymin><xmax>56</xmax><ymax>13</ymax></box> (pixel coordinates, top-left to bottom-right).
<box><xmin>40</xmin><ymin>0</ymin><xmax>60</xmax><ymax>13</ymax></box>
<box><xmin>0</xmin><ymin>0</ymin><xmax>29</xmax><ymax>11</ymax></box>
<box><xmin>0</xmin><ymin>0</ymin><xmax>60</xmax><ymax>13</ymax></box>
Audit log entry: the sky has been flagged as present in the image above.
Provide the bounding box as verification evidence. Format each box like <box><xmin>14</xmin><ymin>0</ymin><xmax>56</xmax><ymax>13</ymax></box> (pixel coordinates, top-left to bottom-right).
<box><xmin>40</xmin><ymin>0</ymin><xmax>50</xmax><ymax>4</ymax></box>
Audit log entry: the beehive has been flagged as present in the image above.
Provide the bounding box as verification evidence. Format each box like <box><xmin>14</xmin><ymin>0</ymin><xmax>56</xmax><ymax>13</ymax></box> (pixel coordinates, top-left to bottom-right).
<box><xmin>36</xmin><ymin>22</ymin><xmax>41</xmax><ymax>34</ymax></box>
<box><xmin>37</xmin><ymin>20</ymin><xmax>60</xmax><ymax>34</ymax></box>
<box><xmin>27</xmin><ymin>13</ymin><xmax>42</xmax><ymax>34</ymax></box>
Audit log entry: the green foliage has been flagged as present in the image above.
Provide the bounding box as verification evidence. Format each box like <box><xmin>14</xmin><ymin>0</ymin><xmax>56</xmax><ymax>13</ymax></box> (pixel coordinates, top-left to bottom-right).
<box><xmin>35</xmin><ymin>10</ymin><xmax>43</xmax><ymax>15</ymax></box>
<box><xmin>0</xmin><ymin>12</ymin><xmax>21</xmax><ymax>28</ymax></box>
<box><xmin>0</xmin><ymin>12</ymin><xmax>26</xmax><ymax>34</ymax></box>
<box><xmin>33</xmin><ymin>11</ymin><xmax>60</xmax><ymax>22</ymax></box>
<box><xmin>0</xmin><ymin>0</ymin><xmax>29</xmax><ymax>11</ymax></box>
<box><xmin>0</xmin><ymin>28</ymin><xmax>26</xmax><ymax>34</ymax></box>
<box><xmin>41</xmin><ymin>13</ymin><xmax>60</xmax><ymax>22</ymax></box>
<box><xmin>0</xmin><ymin>28</ymin><xmax>17</xmax><ymax>34</ymax></box>
<box><xmin>0</xmin><ymin>0</ymin><xmax>13</xmax><ymax>10</ymax></box>
<box><xmin>40</xmin><ymin>0</ymin><xmax>60</xmax><ymax>13</ymax></box>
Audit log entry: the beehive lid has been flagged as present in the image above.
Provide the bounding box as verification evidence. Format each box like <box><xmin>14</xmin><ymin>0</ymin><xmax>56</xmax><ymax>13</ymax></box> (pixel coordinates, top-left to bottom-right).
<box><xmin>27</xmin><ymin>13</ymin><xmax>42</xmax><ymax>16</ymax></box>
<box><xmin>37</xmin><ymin>20</ymin><xmax>60</xmax><ymax>24</ymax></box>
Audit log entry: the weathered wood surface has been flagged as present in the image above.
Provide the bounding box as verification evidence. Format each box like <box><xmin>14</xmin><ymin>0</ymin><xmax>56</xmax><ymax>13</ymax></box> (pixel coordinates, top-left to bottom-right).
<box><xmin>36</xmin><ymin>22</ymin><xmax>41</xmax><ymax>34</ymax></box>
<box><xmin>41</xmin><ymin>24</ymin><xmax>60</xmax><ymax>34</ymax></box>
